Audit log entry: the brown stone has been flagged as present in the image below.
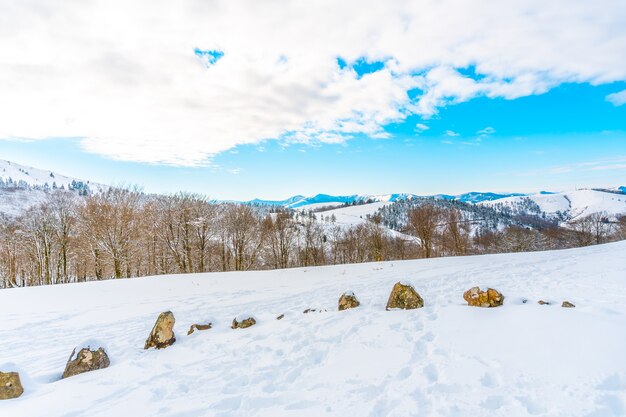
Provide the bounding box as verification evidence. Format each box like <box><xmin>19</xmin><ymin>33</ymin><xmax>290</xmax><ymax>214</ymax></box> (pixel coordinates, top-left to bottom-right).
<box><xmin>338</xmin><ymin>292</ymin><xmax>360</xmax><ymax>311</ymax></box>
<box><xmin>231</xmin><ymin>316</ymin><xmax>256</xmax><ymax>329</ymax></box>
<box><xmin>538</xmin><ymin>300</ymin><xmax>550</xmax><ymax>305</ymax></box>
<box><xmin>0</xmin><ymin>372</ymin><xmax>23</xmax><ymax>400</ymax></box>
<box><xmin>386</xmin><ymin>282</ymin><xmax>424</xmax><ymax>310</ymax></box>
<box><xmin>62</xmin><ymin>347</ymin><xmax>110</xmax><ymax>379</ymax></box>
<box><xmin>562</xmin><ymin>301</ymin><xmax>576</xmax><ymax>308</ymax></box>
<box><xmin>144</xmin><ymin>311</ymin><xmax>176</xmax><ymax>349</ymax></box>
<box><xmin>187</xmin><ymin>323</ymin><xmax>212</xmax><ymax>335</ymax></box>
<box><xmin>463</xmin><ymin>286</ymin><xmax>504</xmax><ymax>307</ymax></box>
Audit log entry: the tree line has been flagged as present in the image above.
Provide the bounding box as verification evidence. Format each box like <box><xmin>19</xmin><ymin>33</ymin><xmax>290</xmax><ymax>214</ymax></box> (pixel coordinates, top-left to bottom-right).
<box><xmin>378</xmin><ymin>198</ymin><xmax>626</xmax><ymax>258</ymax></box>
<box><xmin>1</xmin><ymin>189</ymin><xmax>624</xmax><ymax>288</ymax></box>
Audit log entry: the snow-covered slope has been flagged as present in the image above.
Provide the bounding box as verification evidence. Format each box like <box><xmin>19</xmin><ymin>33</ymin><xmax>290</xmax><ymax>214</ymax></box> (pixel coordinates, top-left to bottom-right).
<box><xmin>482</xmin><ymin>189</ymin><xmax>626</xmax><ymax>220</ymax></box>
<box><xmin>0</xmin><ymin>188</ymin><xmax>48</xmax><ymax>217</ymax></box>
<box><xmin>0</xmin><ymin>160</ymin><xmax>103</xmax><ymax>191</ymax></box>
<box><xmin>1</xmin><ymin>242</ymin><xmax>625</xmax><ymax>417</ymax></box>
<box><xmin>0</xmin><ymin>160</ymin><xmax>106</xmax><ymax>216</ymax></box>
<box><xmin>313</xmin><ymin>201</ymin><xmax>391</xmax><ymax>226</ymax></box>
<box><xmin>285</xmin><ymin>193</ymin><xmax>417</xmax><ymax>209</ymax></box>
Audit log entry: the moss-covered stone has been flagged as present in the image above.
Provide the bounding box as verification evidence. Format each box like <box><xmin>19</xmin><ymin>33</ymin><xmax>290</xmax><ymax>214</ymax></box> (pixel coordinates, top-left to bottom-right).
<box><xmin>338</xmin><ymin>292</ymin><xmax>360</xmax><ymax>311</ymax></box>
<box><xmin>0</xmin><ymin>371</ymin><xmax>23</xmax><ymax>400</ymax></box>
<box><xmin>62</xmin><ymin>347</ymin><xmax>110</xmax><ymax>379</ymax></box>
<box><xmin>231</xmin><ymin>316</ymin><xmax>256</xmax><ymax>329</ymax></box>
<box><xmin>144</xmin><ymin>311</ymin><xmax>176</xmax><ymax>349</ymax></box>
<box><xmin>187</xmin><ymin>323</ymin><xmax>212</xmax><ymax>335</ymax></box>
<box><xmin>386</xmin><ymin>282</ymin><xmax>424</xmax><ymax>310</ymax></box>
<box><xmin>463</xmin><ymin>286</ymin><xmax>504</xmax><ymax>307</ymax></box>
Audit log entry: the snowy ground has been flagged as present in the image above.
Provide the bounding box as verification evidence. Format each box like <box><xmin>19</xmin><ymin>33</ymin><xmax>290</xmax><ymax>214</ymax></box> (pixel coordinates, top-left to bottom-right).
<box><xmin>315</xmin><ymin>201</ymin><xmax>390</xmax><ymax>226</ymax></box>
<box><xmin>1</xmin><ymin>242</ymin><xmax>626</xmax><ymax>417</ymax></box>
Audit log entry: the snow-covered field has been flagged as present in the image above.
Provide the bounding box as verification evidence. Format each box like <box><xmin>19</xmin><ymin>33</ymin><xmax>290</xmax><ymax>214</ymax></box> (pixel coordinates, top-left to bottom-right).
<box><xmin>1</xmin><ymin>242</ymin><xmax>626</xmax><ymax>417</ymax></box>
<box><xmin>315</xmin><ymin>201</ymin><xmax>390</xmax><ymax>226</ymax></box>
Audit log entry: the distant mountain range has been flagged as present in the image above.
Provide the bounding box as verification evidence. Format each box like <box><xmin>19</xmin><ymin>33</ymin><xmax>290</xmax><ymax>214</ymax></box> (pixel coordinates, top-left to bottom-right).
<box><xmin>1</xmin><ymin>159</ymin><xmax>624</xmax><ymax>217</ymax></box>
<box><xmin>248</xmin><ymin>191</ymin><xmax>529</xmax><ymax>208</ymax></box>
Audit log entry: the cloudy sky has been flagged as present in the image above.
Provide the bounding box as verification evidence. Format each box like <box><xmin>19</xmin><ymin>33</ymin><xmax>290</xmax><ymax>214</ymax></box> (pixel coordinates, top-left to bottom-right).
<box><xmin>1</xmin><ymin>0</ymin><xmax>625</xmax><ymax>199</ymax></box>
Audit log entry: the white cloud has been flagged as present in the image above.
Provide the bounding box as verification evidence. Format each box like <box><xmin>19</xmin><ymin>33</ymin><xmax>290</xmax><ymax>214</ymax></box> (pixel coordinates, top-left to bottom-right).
<box><xmin>415</xmin><ymin>123</ymin><xmax>429</xmax><ymax>132</ymax></box>
<box><xmin>477</xmin><ymin>126</ymin><xmax>496</xmax><ymax>135</ymax></box>
<box><xmin>606</xmin><ymin>89</ymin><xmax>626</xmax><ymax>106</ymax></box>
<box><xmin>445</xmin><ymin>130</ymin><xmax>460</xmax><ymax>137</ymax></box>
<box><xmin>0</xmin><ymin>0</ymin><xmax>625</xmax><ymax>166</ymax></box>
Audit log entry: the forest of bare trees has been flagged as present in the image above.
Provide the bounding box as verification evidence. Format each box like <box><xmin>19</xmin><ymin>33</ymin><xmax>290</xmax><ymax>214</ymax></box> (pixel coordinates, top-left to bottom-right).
<box><xmin>1</xmin><ymin>189</ymin><xmax>624</xmax><ymax>288</ymax></box>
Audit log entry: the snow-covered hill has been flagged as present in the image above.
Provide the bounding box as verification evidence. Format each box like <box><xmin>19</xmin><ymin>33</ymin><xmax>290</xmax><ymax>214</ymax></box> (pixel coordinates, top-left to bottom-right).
<box><xmin>0</xmin><ymin>160</ymin><xmax>105</xmax><ymax>216</ymax></box>
<box><xmin>1</xmin><ymin>242</ymin><xmax>625</xmax><ymax>417</ymax></box>
<box><xmin>482</xmin><ymin>189</ymin><xmax>626</xmax><ymax>221</ymax></box>
<box><xmin>0</xmin><ymin>160</ymin><xmax>103</xmax><ymax>191</ymax></box>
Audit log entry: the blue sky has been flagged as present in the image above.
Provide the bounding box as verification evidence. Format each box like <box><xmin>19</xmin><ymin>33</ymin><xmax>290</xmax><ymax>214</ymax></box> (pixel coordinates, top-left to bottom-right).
<box><xmin>2</xmin><ymin>82</ymin><xmax>625</xmax><ymax>200</ymax></box>
<box><xmin>1</xmin><ymin>1</ymin><xmax>625</xmax><ymax>200</ymax></box>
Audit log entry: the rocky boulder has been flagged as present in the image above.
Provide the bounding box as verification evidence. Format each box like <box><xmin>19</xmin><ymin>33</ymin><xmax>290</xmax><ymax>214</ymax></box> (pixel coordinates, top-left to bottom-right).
<box><xmin>144</xmin><ymin>311</ymin><xmax>176</xmax><ymax>349</ymax></box>
<box><xmin>386</xmin><ymin>282</ymin><xmax>424</xmax><ymax>310</ymax></box>
<box><xmin>231</xmin><ymin>316</ymin><xmax>256</xmax><ymax>329</ymax></box>
<box><xmin>187</xmin><ymin>323</ymin><xmax>212</xmax><ymax>335</ymax></box>
<box><xmin>0</xmin><ymin>371</ymin><xmax>23</xmax><ymax>400</ymax></box>
<box><xmin>538</xmin><ymin>300</ymin><xmax>550</xmax><ymax>305</ymax></box>
<box><xmin>562</xmin><ymin>301</ymin><xmax>576</xmax><ymax>308</ymax></box>
<box><xmin>62</xmin><ymin>347</ymin><xmax>110</xmax><ymax>379</ymax></box>
<box><xmin>338</xmin><ymin>291</ymin><xmax>360</xmax><ymax>311</ymax></box>
<box><xmin>463</xmin><ymin>287</ymin><xmax>504</xmax><ymax>307</ymax></box>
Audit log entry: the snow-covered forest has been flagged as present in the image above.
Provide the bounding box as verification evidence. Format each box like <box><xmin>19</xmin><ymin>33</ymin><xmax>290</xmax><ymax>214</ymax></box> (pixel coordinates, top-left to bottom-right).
<box><xmin>1</xmin><ymin>186</ymin><xmax>624</xmax><ymax>288</ymax></box>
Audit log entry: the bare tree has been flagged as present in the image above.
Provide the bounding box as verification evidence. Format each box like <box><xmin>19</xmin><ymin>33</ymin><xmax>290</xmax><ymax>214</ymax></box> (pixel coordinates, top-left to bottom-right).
<box><xmin>262</xmin><ymin>211</ymin><xmax>297</xmax><ymax>269</ymax></box>
<box><xmin>407</xmin><ymin>203</ymin><xmax>442</xmax><ymax>258</ymax></box>
<box><xmin>223</xmin><ymin>204</ymin><xmax>261</xmax><ymax>271</ymax></box>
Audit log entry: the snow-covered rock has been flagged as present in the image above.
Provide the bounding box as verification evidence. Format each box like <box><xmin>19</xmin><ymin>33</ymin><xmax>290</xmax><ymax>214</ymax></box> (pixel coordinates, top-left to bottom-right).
<box><xmin>144</xmin><ymin>311</ymin><xmax>176</xmax><ymax>350</ymax></box>
<box><xmin>62</xmin><ymin>347</ymin><xmax>110</xmax><ymax>379</ymax></box>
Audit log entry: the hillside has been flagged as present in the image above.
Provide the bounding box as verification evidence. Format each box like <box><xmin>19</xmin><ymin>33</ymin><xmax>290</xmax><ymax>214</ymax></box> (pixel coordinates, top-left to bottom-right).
<box><xmin>1</xmin><ymin>242</ymin><xmax>625</xmax><ymax>416</ymax></box>
<box><xmin>0</xmin><ymin>160</ymin><xmax>105</xmax><ymax>216</ymax></box>
<box><xmin>0</xmin><ymin>160</ymin><xmax>102</xmax><ymax>191</ymax></box>
<box><xmin>481</xmin><ymin>189</ymin><xmax>626</xmax><ymax>221</ymax></box>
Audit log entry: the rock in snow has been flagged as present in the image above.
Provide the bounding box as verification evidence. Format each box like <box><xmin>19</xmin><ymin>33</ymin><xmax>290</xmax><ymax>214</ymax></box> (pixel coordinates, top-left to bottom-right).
<box><xmin>187</xmin><ymin>323</ymin><xmax>212</xmax><ymax>336</ymax></box>
<box><xmin>463</xmin><ymin>286</ymin><xmax>504</xmax><ymax>307</ymax></box>
<box><xmin>385</xmin><ymin>282</ymin><xmax>424</xmax><ymax>310</ymax></box>
<box><xmin>62</xmin><ymin>347</ymin><xmax>110</xmax><ymax>379</ymax></box>
<box><xmin>231</xmin><ymin>316</ymin><xmax>256</xmax><ymax>329</ymax></box>
<box><xmin>0</xmin><ymin>371</ymin><xmax>23</xmax><ymax>400</ymax></box>
<box><xmin>338</xmin><ymin>292</ymin><xmax>360</xmax><ymax>311</ymax></box>
<box><xmin>562</xmin><ymin>301</ymin><xmax>576</xmax><ymax>308</ymax></box>
<box><xmin>144</xmin><ymin>311</ymin><xmax>176</xmax><ymax>349</ymax></box>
